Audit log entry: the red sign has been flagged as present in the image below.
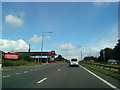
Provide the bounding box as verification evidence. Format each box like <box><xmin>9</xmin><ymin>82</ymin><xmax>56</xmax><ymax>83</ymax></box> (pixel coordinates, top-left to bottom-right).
<box><xmin>50</xmin><ymin>58</ymin><xmax>54</xmax><ymax>61</ymax></box>
<box><xmin>4</xmin><ymin>54</ymin><xmax>19</xmax><ymax>59</ymax></box>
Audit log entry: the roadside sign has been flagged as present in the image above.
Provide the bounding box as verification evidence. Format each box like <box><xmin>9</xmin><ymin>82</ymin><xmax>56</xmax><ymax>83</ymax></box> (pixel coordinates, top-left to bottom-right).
<box><xmin>4</xmin><ymin>54</ymin><xmax>19</xmax><ymax>60</ymax></box>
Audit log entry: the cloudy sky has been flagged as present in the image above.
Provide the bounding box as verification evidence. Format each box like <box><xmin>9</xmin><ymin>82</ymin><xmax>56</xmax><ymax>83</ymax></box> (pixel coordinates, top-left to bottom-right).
<box><xmin>1</xmin><ymin>2</ymin><xmax>118</xmax><ymax>60</ymax></box>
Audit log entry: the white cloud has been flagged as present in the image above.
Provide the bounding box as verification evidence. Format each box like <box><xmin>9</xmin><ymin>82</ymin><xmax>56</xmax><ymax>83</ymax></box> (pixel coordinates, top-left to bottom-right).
<box><xmin>83</xmin><ymin>23</ymin><xmax>118</xmax><ymax>57</ymax></box>
<box><xmin>0</xmin><ymin>39</ymin><xmax>29</xmax><ymax>52</ymax></box>
<box><xmin>63</xmin><ymin>50</ymin><xmax>81</xmax><ymax>59</ymax></box>
<box><xmin>54</xmin><ymin>43</ymin><xmax>74</xmax><ymax>51</ymax></box>
<box><xmin>93</xmin><ymin>1</ymin><xmax>111</xmax><ymax>7</ymax></box>
<box><xmin>5</xmin><ymin>14</ymin><xmax>23</xmax><ymax>28</ymax></box>
<box><xmin>53</xmin><ymin>24</ymin><xmax>118</xmax><ymax>60</ymax></box>
<box><xmin>29</xmin><ymin>35</ymin><xmax>52</xmax><ymax>43</ymax></box>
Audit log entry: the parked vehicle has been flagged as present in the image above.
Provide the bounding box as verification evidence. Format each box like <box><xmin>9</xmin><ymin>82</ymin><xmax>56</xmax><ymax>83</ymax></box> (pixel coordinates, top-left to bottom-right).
<box><xmin>69</xmin><ymin>59</ymin><xmax>79</xmax><ymax>67</ymax></box>
<box><xmin>107</xmin><ymin>59</ymin><xmax>120</xmax><ymax>64</ymax></box>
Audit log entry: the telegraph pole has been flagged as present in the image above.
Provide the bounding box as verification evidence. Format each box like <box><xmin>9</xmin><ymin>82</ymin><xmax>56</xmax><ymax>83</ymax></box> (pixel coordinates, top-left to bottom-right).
<box><xmin>40</xmin><ymin>32</ymin><xmax>53</xmax><ymax>63</ymax></box>
<box><xmin>81</xmin><ymin>48</ymin><xmax>82</xmax><ymax>61</ymax></box>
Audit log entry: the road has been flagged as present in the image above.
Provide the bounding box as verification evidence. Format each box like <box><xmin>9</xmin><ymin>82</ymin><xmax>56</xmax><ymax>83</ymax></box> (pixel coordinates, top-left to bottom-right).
<box><xmin>2</xmin><ymin>63</ymin><xmax>120</xmax><ymax>89</ymax></box>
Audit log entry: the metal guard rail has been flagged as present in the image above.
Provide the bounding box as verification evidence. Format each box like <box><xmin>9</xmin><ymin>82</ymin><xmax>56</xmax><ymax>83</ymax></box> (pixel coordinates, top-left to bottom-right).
<box><xmin>83</xmin><ymin>62</ymin><xmax>120</xmax><ymax>70</ymax></box>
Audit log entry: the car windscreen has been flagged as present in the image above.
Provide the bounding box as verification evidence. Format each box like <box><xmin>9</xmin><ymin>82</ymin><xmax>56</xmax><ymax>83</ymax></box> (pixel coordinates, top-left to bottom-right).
<box><xmin>71</xmin><ymin>59</ymin><xmax>77</xmax><ymax>61</ymax></box>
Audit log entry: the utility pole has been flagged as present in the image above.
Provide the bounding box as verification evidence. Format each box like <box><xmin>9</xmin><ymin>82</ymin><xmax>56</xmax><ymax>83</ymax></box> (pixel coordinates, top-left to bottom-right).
<box><xmin>40</xmin><ymin>32</ymin><xmax>53</xmax><ymax>63</ymax></box>
<box><xmin>81</xmin><ymin>48</ymin><xmax>82</xmax><ymax>61</ymax></box>
<box><xmin>40</xmin><ymin>33</ymin><xmax>44</xmax><ymax>63</ymax></box>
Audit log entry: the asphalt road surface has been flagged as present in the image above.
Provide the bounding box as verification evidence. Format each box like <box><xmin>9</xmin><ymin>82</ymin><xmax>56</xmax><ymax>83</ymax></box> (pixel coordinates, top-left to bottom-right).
<box><xmin>2</xmin><ymin>63</ymin><xmax>120</xmax><ymax>89</ymax></box>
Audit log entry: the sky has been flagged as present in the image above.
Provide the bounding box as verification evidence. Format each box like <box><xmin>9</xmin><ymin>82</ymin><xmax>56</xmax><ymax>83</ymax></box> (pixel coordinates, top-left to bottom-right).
<box><xmin>1</xmin><ymin>2</ymin><xmax>119</xmax><ymax>60</ymax></box>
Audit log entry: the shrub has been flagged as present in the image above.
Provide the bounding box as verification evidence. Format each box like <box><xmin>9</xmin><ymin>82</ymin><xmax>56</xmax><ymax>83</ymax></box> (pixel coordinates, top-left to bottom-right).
<box><xmin>18</xmin><ymin>54</ymin><xmax>31</xmax><ymax>62</ymax></box>
<box><xmin>2</xmin><ymin>60</ymin><xmax>29</xmax><ymax>67</ymax></box>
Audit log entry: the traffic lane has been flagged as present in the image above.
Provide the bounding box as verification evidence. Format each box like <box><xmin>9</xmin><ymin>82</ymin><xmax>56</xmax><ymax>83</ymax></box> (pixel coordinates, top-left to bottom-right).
<box><xmin>35</xmin><ymin>64</ymin><xmax>111</xmax><ymax>88</ymax></box>
<box><xmin>2</xmin><ymin>63</ymin><xmax>65</xmax><ymax>77</ymax></box>
<box><xmin>2</xmin><ymin>63</ymin><xmax>66</xmax><ymax>88</ymax></box>
<box><xmin>2</xmin><ymin>63</ymin><xmax>51</xmax><ymax>76</ymax></box>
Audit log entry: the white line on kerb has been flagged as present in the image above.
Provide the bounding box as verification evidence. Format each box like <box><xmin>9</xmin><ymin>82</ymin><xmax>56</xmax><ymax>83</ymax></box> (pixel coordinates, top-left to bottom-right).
<box><xmin>3</xmin><ymin>75</ymin><xmax>10</xmax><ymax>78</ymax></box>
<box><xmin>58</xmin><ymin>69</ymin><xmax>60</xmax><ymax>71</ymax></box>
<box><xmin>79</xmin><ymin>65</ymin><xmax>119</xmax><ymax>89</ymax></box>
<box><xmin>37</xmin><ymin>77</ymin><xmax>47</xmax><ymax>84</ymax></box>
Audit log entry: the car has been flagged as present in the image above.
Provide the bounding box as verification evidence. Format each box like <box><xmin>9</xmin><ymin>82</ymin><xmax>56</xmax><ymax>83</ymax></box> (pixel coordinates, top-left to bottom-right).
<box><xmin>107</xmin><ymin>59</ymin><xmax>120</xmax><ymax>64</ymax></box>
<box><xmin>69</xmin><ymin>59</ymin><xmax>79</xmax><ymax>67</ymax></box>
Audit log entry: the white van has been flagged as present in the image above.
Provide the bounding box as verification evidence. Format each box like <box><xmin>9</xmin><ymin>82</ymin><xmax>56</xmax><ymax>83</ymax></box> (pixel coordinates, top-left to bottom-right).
<box><xmin>69</xmin><ymin>59</ymin><xmax>79</xmax><ymax>67</ymax></box>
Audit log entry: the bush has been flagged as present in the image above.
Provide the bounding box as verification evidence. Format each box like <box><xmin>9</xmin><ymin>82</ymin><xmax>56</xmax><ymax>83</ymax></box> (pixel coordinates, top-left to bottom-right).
<box><xmin>18</xmin><ymin>54</ymin><xmax>31</xmax><ymax>62</ymax></box>
<box><xmin>2</xmin><ymin>60</ymin><xmax>29</xmax><ymax>67</ymax></box>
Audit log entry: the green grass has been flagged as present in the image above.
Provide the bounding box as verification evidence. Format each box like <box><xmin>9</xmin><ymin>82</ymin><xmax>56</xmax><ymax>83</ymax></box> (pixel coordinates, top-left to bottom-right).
<box><xmin>80</xmin><ymin>63</ymin><xmax>120</xmax><ymax>80</ymax></box>
<box><xmin>2</xmin><ymin>60</ymin><xmax>43</xmax><ymax>68</ymax></box>
<box><xmin>90</xmin><ymin>62</ymin><xmax>120</xmax><ymax>67</ymax></box>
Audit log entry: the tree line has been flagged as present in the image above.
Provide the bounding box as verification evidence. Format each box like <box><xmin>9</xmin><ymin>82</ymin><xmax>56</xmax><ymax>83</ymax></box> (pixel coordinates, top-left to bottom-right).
<box><xmin>83</xmin><ymin>39</ymin><xmax>120</xmax><ymax>62</ymax></box>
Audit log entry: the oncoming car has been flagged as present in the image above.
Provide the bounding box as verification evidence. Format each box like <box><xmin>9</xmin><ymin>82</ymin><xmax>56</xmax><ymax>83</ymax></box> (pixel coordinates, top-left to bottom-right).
<box><xmin>69</xmin><ymin>59</ymin><xmax>79</xmax><ymax>67</ymax></box>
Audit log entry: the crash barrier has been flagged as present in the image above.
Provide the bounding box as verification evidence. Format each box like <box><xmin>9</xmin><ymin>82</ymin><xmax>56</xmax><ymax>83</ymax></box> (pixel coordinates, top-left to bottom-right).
<box><xmin>83</xmin><ymin>62</ymin><xmax>120</xmax><ymax>74</ymax></box>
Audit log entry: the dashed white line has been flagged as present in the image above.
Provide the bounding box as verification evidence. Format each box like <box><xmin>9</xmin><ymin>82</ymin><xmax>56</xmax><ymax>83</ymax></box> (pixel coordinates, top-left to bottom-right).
<box><xmin>3</xmin><ymin>75</ymin><xmax>10</xmax><ymax>78</ymax></box>
<box><xmin>58</xmin><ymin>69</ymin><xmax>60</xmax><ymax>71</ymax></box>
<box><xmin>24</xmin><ymin>71</ymin><xmax>28</xmax><ymax>73</ymax></box>
<box><xmin>79</xmin><ymin>65</ymin><xmax>119</xmax><ymax>89</ymax></box>
<box><xmin>37</xmin><ymin>77</ymin><xmax>47</xmax><ymax>84</ymax></box>
<box><xmin>16</xmin><ymin>73</ymin><xmax>20</xmax><ymax>75</ymax></box>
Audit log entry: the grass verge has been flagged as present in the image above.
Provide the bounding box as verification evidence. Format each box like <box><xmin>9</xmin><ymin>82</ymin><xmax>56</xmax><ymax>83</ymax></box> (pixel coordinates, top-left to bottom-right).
<box><xmin>2</xmin><ymin>60</ymin><xmax>42</xmax><ymax>68</ymax></box>
<box><xmin>80</xmin><ymin>63</ymin><xmax>120</xmax><ymax>80</ymax></box>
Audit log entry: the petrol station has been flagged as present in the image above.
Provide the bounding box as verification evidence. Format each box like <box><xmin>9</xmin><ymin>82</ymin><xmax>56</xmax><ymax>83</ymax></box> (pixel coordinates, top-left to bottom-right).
<box><xmin>4</xmin><ymin>51</ymin><xmax>57</xmax><ymax>63</ymax></box>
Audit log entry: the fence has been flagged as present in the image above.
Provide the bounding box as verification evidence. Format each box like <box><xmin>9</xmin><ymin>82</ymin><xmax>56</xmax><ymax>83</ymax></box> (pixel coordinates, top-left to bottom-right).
<box><xmin>82</xmin><ymin>62</ymin><xmax>120</xmax><ymax>73</ymax></box>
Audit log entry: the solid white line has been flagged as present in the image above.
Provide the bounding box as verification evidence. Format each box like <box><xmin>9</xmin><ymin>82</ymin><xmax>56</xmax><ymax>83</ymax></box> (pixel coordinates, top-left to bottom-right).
<box><xmin>58</xmin><ymin>69</ymin><xmax>60</xmax><ymax>71</ymax></box>
<box><xmin>37</xmin><ymin>77</ymin><xmax>47</xmax><ymax>84</ymax></box>
<box><xmin>79</xmin><ymin>65</ymin><xmax>119</xmax><ymax>89</ymax></box>
<box><xmin>3</xmin><ymin>75</ymin><xmax>10</xmax><ymax>78</ymax></box>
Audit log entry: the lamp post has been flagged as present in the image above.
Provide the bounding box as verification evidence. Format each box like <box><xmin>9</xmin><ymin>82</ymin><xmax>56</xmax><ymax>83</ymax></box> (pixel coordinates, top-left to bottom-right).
<box><xmin>81</xmin><ymin>47</ymin><xmax>82</xmax><ymax>61</ymax></box>
<box><xmin>40</xmin><ymin>32</ymin><xmax>53</xmax><ymax>63</ymax></box>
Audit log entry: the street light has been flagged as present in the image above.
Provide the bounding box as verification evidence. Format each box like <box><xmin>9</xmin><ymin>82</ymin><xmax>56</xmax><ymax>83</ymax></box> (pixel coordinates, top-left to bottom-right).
<box><xmin>39</xmin><ymin>32</ymin><xmax>53</xmax><ymax>63</ymax></box>
<box><xmin>77</xmin><ymin>45</ymin><xmax>83</xmax><ymax>61</ymax></box>
<box><xmin>81</xmin><ymin>47</ymin><xmax>82</xmax><ymax>61</ymax></box>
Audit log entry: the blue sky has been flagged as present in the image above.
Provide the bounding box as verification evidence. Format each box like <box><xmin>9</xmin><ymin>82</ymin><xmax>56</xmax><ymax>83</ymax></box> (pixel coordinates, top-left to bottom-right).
<box><xmin>1</xmin><ymin>2</ymin><xmax>118</xmax><ymax>60</ymax></box>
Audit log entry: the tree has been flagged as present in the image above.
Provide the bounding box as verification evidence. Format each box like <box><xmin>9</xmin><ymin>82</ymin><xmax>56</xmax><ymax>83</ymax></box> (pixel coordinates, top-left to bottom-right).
<box><xmin>97</xmin><ymin>50</ymin><xmax>104</xmax><ymax>62</ymax></box>
<box><xmin>97</xmin><ymin>48</ymin><xmax>114</xmax><ymax>62</ymax></box>
<box><xmin>83</xmin><ymin>56</ymin><xmax>97</xmax><ymax>61</ymax></box>
<box><xmin>55</xmin><ymin>54</ymin><xmax>64</xmax><ymax>61</ymax></box>
<box><xmin>18</xmin><ymin>54</ymin><xmax>31</xmax><ymax>62</ymax></box>
<box><xmin>114</xmin><ymin>39</ymin><xmax>120</xmax><ymax>60</ymax></box>
<box><xmin>104</xmin><ymin>48</ymin><xmax>114</xmax><ymax>62</ymax></box>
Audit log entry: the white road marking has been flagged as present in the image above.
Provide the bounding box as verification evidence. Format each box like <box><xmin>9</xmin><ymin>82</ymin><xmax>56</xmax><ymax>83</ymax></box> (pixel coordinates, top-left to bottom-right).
<box><xmin>16</xmin><ymin>73</ymin><xmax>20</xmax><ymax>75</ymax></box>
<box><xmin>79</xmin><ymin>65</ymin><xmax>119</xmax><ymax>89</ymax></box>
<box><xmin>24</xmin><ymin>71</ymin><xmax>28</xmax><ymax>73</ymax></box>
<box><xmin>37</xmin><ymin>77</ymin><xmax>47</xmax><ymax>84</ymax></box>
<box><xmin>3</xmin><ymin>75</ymin><xmax>10</xmax><ymax>78</ymax></box>
<box><xmin>58</xmin><ymin>69</ymin><xmax>60</xmax><ymax>71</ymax></box>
